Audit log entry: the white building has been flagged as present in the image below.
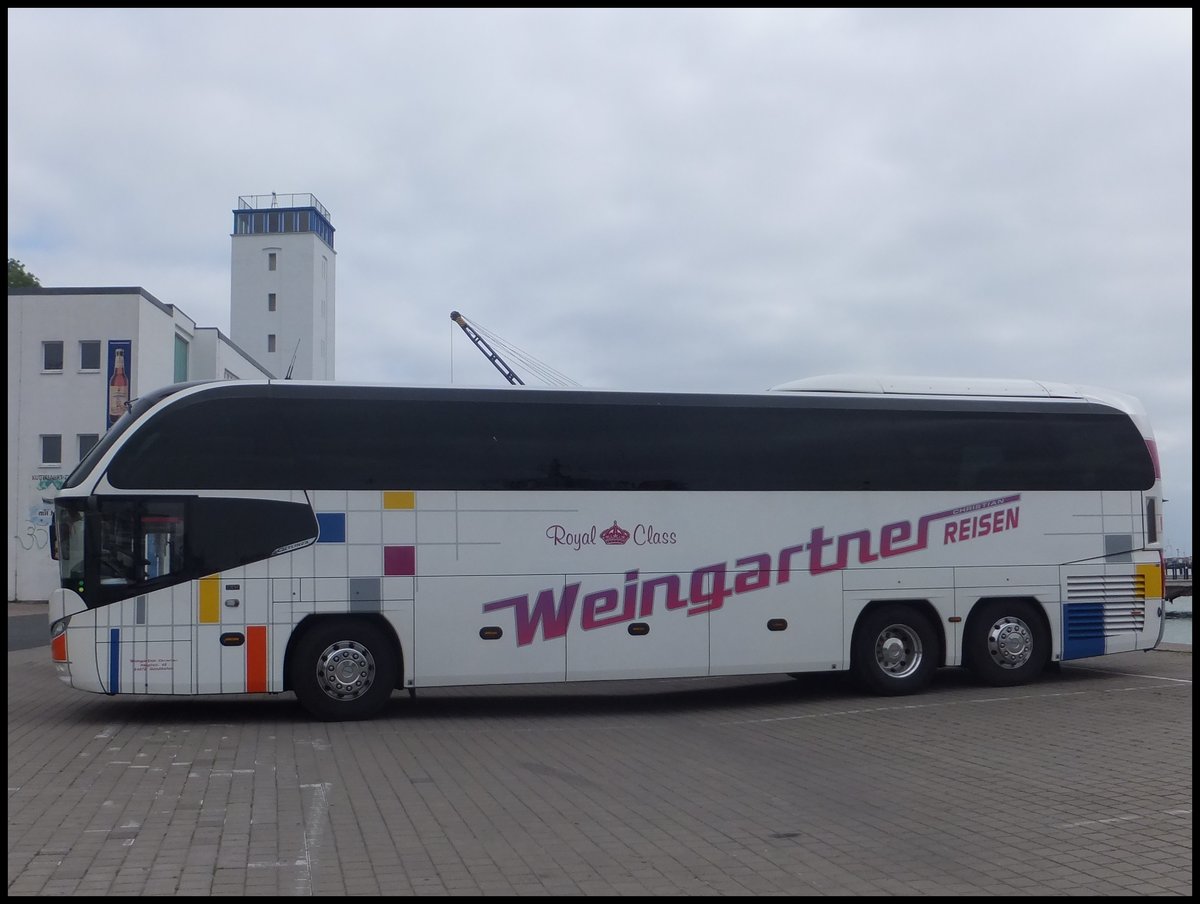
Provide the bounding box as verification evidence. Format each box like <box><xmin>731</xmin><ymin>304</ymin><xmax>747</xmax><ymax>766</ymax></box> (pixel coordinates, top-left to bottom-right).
<box><xmin>8</xmin><ymin>192</ymin><xmax>336</xmax><ymax>601</ymax></box>
<box><xmin>7</xmin><ymin>287</ymin><xmax>273</xmax><ymax>602</ymax></box>
<box><xmin>230</xmin><ymin>193</ymin><xmax>336</xmax><ymax>380</ymax></box>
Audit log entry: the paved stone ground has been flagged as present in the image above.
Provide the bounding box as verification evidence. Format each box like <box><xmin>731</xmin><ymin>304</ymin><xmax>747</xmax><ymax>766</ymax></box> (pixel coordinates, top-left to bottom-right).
<box><xmin>7</xmin><ymin>606</ymin><xmax>1192</xmax><ymax>896</ymax></box>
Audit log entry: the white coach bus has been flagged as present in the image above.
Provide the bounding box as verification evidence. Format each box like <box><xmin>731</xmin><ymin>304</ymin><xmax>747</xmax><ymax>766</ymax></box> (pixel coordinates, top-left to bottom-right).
<box><xmin>48</xmin><ymin>375</ymin><xmax>1166</xmax><ymax>720</ymax></box>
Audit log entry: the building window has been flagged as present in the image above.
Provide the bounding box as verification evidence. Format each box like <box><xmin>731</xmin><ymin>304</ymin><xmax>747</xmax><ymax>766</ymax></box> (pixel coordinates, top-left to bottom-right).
<box><xmin>41</xmin><ymin>435</ymin><xmax>62</xmax><ymax>467</ymax></box>
<box><xmin>77</xmin><ymin>434</ymin><xmax>100</xmax><ymax>461</ymax></box>
<box><xmin>268</xmin><ymin>293</ymin><xmax>277</xmax><ymax>312</ymax></box>
<box><xmin>79</xmin><ymin>340</ymin><xmax>101</xmax><ymax>371</ymax></box>
<box><xmin>268</xmin><ymin>252</ymin><xmax>277</xmax><ymax>271</ymax></box>
<box><xmin>174</xmin><ymin>335</ymin><xmax>189</xmax><ymax>383</ymax></box>
<box><xmin>268</xmin><ymin>334</ymin><xmax>277</xmax><ymax>353</ymax></box>
<box><xmin>43</xmin><ymin>341</ymin><xmax>64</xmax><ymax>372</ymax></box>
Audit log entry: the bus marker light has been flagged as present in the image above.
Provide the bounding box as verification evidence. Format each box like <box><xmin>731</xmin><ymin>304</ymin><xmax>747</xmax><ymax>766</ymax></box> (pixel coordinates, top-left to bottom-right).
<box><xmin>220</xmin><ymin>633</ymin><xmax>245</xmax><ymax>646</ymax></box>
<box><xmin>767</xmin><ymin>618</ymin><xmax>788</xmax><ymax>631</ymax></box>
<box><xmin>479</xmin><ymin>626</ymin><xmax>503</xmax><ymax>640</ymax></box>
<box><xmin>628</xmin><ymin>623</ymin><xmax>650</xmax><ymax>635</ymax></box>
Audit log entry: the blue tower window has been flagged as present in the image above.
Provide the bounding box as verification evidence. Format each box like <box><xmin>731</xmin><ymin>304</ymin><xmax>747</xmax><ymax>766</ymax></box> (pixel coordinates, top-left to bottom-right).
<box><xmin>233</xmin><ymin>193</ymin><xmax>335</xmax><ymax>250</ymax></box>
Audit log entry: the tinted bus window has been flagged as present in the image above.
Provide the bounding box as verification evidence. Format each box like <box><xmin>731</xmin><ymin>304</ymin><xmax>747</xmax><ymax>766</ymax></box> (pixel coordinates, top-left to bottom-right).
<box><xmin>105</xmin><ymin>389</ymin><xmax>1155</xmax><ymax>492</ymax></box>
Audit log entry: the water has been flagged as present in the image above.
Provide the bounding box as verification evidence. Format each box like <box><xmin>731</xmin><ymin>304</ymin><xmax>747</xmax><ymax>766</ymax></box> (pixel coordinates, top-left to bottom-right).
<box><xmin>1161</xmin><ymin>595</ymin><xmax>1192</xmax><ymax>646</ymax></box>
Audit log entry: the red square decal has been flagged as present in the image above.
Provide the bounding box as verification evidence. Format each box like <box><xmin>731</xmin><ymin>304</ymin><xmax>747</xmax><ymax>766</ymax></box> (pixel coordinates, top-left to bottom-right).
<box><xmin>384</xmin><ymin>545</ymin><xmax>416</xmax><ymax>576</ymax></box>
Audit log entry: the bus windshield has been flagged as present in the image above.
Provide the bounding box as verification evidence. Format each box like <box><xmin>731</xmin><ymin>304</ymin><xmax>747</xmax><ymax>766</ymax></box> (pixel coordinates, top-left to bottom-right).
<box><xmin>61</xmin><ymin>381</ymin><xmax>202</xmax><ymax>490</ymax></box>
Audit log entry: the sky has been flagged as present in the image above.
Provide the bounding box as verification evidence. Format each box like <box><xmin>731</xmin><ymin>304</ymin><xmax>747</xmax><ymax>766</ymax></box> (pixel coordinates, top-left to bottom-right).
<box><xmin>8</xmin><ymin>8</ymin><xmax>1193</xmax><ymax>554</ymax></box>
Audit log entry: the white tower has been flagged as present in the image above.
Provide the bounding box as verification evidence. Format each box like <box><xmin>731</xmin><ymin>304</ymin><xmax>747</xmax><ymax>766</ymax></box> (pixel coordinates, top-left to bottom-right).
<box><xmin>230</xmin><ymin>193</ymin><xmax>336</xmax><ymax>380</ymax></box>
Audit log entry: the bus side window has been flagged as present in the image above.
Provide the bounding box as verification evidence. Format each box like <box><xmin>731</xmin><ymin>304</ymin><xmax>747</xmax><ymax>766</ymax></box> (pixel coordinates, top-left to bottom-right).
<box><xmin>142</xmin><ymin>514</ymin><xmax>184</xmax><ymax>580</ymax></box>
<box><xmin>99</xmin><ymin>505</ymin><xmax>136</xmax><ymax>584</ymax></box>
<box><xmin>959</xmin><ymin>445</ymin><xmax>1005</xmax><ymax>490</ymax></box>
<box><xmin>97</xmin><ymin>500</ymin><xmax>186</xmax><ymax>586</ymax></box>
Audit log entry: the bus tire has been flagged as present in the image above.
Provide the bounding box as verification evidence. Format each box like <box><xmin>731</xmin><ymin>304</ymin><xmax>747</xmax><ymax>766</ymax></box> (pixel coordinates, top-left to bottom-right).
<box><xmin>291</xmin><ymin>618</ymin><xmax>398</xmax><ymax>721</ymax></box>
<box><xmin>964</xmin><ymin>599</ymin><xmax>1048</xmax><ymax>687</ymax></box>
<box><xmin>852</xmin><ymin>604</ymin><xmax>938</xmax><ymax>696</ymax></box>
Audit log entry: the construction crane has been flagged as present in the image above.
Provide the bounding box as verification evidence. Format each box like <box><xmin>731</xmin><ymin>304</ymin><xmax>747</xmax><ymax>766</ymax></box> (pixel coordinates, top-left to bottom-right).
<box><xmin>449</xmin><ymin>311</ymin><xmax>580</xmax><ymax>388</ymax></box>
<box><xmin>450</xmin><ymin>311</ymin><xmax>524</xmax><ymax>385</ymax></box>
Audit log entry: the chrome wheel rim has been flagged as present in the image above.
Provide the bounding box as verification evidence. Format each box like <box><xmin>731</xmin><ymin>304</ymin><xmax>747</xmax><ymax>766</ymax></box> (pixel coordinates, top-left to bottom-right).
<box><xmin>986</xmin><ymin>616</ymin><xmax>1034</xmax><ymax>670</ymax></box>
<box><xmin>315</xmin><ymin>640</ymin><xmax>377</xmax><ymax>702</ymax></box>
<box><xmin>874</xmin><ymin>624</ymin><xmax>924</xmax><ymax>680</ymax></box>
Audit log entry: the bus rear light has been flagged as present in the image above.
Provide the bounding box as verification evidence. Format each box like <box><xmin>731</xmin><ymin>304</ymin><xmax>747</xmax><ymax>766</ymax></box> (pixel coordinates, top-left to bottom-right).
<box><xmin>1145</xmin><ymin>439</ymin><xmax>1161</xmax><ymax>478</ymax></box>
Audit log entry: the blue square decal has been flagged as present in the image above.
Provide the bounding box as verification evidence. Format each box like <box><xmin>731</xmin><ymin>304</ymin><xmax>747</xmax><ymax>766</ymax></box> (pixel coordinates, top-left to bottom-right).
<box><xmin>316</xmin><ymin>512</ymin><xmax>346</xmax><ymax>543</ymax></box>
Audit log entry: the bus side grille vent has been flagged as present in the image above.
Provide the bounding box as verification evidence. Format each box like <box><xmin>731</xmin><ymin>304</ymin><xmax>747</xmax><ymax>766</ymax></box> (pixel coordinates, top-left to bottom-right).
<box><xmin>1066</xmin><ymin>574</ymin><xmax>1146</xmax><ymax>602</ymax></box>
<box><xmin>1065</xmin><ymin>575</ymin><xmax>1147</xmax><ymax>639</ymax></box>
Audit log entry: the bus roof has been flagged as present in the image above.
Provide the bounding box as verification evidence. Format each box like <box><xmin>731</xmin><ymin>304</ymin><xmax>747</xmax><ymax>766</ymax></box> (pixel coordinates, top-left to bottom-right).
<box><xmin>770</xmin><ymin>374</ymin><xmax>1149</xmax><ymax>430</ymax></box>
<box><xmin>772</xmin><ymin>374</ymin><xmax>1102</xmax><ymax>398</ymax></box>
<box><xmin>136</xmin><ymin>374</ymin><xmax>1149</xmax><ymax>415</ymax></box>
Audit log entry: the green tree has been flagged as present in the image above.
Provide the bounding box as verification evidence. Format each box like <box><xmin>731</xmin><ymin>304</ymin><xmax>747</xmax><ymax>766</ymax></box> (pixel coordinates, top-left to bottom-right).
<box><xmin>8</xmin><ymin>258</ymin><xmax>41</xmax><ymax>288</ymax></box>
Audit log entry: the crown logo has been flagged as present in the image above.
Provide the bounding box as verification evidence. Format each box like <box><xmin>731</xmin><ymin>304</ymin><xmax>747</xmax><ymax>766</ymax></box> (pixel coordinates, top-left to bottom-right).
<box><xmin>601</xmin><ymin>521</ymin><xmax>630</xmax><ymax>545</ymax></box>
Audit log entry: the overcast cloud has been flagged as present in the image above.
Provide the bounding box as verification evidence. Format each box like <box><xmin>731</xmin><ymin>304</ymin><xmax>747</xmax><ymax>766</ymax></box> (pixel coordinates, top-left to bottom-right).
<box><xmin>8</xmin><ymin>8</ymin><xmax>1192</xmax><ymax>552</ymax></box>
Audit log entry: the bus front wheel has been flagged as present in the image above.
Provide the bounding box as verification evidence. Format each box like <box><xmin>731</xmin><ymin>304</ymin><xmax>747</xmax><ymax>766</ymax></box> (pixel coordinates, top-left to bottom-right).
<box><xmin>291</xmin><ymin>618</ymin><xmax>398</xmax><ymax>721</ymax></box>
<box><xmin>964</xmin><ymin>600</ymin><xmax>1048</xmax><ymax>687</ymax></box>
<box><xmin>852</xmin><ymin>605</ymin><xmax>938</xmax><ymax>695</ymax></box>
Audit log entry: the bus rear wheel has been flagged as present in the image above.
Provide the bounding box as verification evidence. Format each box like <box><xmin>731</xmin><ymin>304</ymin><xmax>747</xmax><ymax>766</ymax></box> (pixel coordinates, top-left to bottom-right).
<box><xmin>291</xmin><ymin>618</ymin><xmax>398</xmax><ymax>721</ymax></box>
<box><xmin>964</xmin><ymin>600</ymin><xmax>1048</xmax><ymax>687</ymax></box>
<box><xmin>852</xmin><ymin>605</ymin><xmax>938</xmax><ymax>696</ymax></box>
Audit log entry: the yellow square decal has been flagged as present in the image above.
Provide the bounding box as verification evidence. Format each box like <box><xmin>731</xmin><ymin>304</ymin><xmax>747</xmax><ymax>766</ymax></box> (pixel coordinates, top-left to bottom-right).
<box><xmin>199</xmin><ymin>574</ymin><xmax>221</xmax><ymax>623</ymax></box>
<box><xmin>383</xmin><ymin>491</ymin><xmax>415</xmax><ymax>510</ymax></box>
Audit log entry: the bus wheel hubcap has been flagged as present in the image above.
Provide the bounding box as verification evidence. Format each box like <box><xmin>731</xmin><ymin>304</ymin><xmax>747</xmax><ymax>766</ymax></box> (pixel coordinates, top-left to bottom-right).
<box><xmin>875</xmin><ymin>625</ymin><xmax>922</xmax><ymax>679</ymax></box>
<box><xmin>987</xmin><ymin>617</ymin><xmax>1033</xmax><ymax>669</ymax></box>
<box><xmin>316</xmin><ymin>641</ymin><xmax>376</xmax><ymax>701</ymax></box>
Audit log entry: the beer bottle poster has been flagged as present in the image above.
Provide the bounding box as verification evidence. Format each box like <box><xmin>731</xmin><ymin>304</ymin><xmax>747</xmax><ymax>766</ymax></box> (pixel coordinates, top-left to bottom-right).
<box><xmin>106</xmin><ymin>340</ymin><xmax>132</xmax><ymax>428</ymax></box>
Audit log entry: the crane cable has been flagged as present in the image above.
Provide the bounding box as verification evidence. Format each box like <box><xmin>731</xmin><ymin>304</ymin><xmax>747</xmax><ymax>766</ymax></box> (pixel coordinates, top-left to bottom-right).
<box><xmin>464</xmin><ymin>315</ymin><xmax>580</xmax><ymax>387</ymax></box>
